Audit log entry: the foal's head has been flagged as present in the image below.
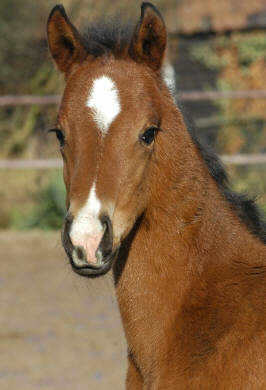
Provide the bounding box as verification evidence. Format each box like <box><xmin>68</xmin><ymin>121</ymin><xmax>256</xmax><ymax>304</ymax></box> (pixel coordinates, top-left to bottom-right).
<box><xmin>47</xmin><ymin>3</ymin><xmax>173</xmax><ymax>276</ymax></box>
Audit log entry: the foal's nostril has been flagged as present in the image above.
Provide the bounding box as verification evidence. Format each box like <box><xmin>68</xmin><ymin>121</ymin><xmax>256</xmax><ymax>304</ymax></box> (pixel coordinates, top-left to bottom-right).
<box><xmin>76</xmin><ymin>246</ymin><xmax>85</xmax><ymax>260</ymax></box>
<box><xmin>97</xmin><ymin>215</ymin><xmax>113</xmax><ymax>262</ymax></box>
<box><xmin>72</xmin><ymin>245</ymin><xmax>91</xmax><ymax>268</ymax></box>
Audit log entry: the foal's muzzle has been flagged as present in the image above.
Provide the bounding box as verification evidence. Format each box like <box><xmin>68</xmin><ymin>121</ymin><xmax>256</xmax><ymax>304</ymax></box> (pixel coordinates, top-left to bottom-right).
<box><xmin>62</xmin><ymin>213</ymin><xmax>117</xmax><ymax>277</ymax></box>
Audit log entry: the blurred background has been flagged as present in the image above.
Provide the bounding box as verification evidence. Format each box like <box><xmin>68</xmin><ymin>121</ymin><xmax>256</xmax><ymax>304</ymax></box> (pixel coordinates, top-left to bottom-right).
<box><xmin>0</xmin><ymin>0</ymin><xmax>265</xmax><ymax>389</ymax></box>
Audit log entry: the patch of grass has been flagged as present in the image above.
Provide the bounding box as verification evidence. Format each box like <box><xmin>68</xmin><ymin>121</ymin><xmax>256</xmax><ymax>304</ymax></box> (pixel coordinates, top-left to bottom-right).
<box><xmin>11</xmin><ymin>173</ymin><xmax>66</xmax><ymax>230</ymax></box>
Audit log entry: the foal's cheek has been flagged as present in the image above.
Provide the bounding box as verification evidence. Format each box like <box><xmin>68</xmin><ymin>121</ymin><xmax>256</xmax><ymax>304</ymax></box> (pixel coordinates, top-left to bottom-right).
<box><xmin>112</xmin><ymin>211</ymin><xmax>138</xmax><ymax>248</ymax></box>
<box><xmin>112</xmin><ymin>210</ymin><xmax>129</xmax><ymax>247</ymax></box>
<box><xmin>111</xmin><ymin>184</ymin><xmax>148</xmax><ymax>247</ymax></box>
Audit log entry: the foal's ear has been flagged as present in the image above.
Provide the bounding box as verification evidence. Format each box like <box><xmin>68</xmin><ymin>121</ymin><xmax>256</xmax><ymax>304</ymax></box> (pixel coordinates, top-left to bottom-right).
<box><xmin>130</xmin><ymin>2</ymin><xmax>167</xmax><ymax>71</ymax></box>
<box><xmin>47</xmin><ymin>5</ymin><xmax>87</xmax><ymax>75</ymax></box>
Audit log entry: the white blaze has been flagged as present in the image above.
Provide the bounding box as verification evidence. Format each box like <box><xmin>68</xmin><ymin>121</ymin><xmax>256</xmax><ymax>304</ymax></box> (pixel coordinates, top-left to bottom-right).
<box><xmin>87</xmin><ymin>75</ymin><xmax>121</xmax><ymax>135</ymax></box>
<box><xmin>70</xmin><ymin>182</ymin><xmax>102</xmax><ymax>240</ymax></box>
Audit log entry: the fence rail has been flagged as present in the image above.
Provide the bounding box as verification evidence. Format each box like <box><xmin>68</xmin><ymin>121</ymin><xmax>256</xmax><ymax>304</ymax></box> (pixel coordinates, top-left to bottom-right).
<box><xmin>1</xmin><ymin>90</ymin><xmax>266</xmax><ymax>106</ymax></box>
<box><xmin>0</xmin><ymin>159</ymin><xmax>63</xmax><ymax>169</ymax></box>
<box><xmin>1</xmin><ymin>93</ymin><xmax>265</xmax><ymax>168</ymax></box>
<box><xmin>0</xmin><ymin>155</ymin><xmax>266</xmax><ymax>170</ymax></box>
<box><xmin>0</xmin><ymin>95</ymin><xmax>60</xmax><ymax>107</ymax></box>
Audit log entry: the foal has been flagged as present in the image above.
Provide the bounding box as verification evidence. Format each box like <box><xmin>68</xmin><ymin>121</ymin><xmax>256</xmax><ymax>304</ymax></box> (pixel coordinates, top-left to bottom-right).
<box><xmin>47</xmin><ymin>3</ymin><xmax>266</xmax><ymax>388</ymax></box>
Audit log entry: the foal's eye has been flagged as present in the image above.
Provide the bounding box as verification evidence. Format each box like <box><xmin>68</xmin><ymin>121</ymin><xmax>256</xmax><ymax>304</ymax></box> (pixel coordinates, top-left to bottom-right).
<box><xmin>139</xmin><ymin>127</ymin><xmax>158</xmax><ymax>146</ymax></box>
<box><xmin>49</xmin><ymin>128</ymin><xmax>65</xmax><ymax>148</ymax></box>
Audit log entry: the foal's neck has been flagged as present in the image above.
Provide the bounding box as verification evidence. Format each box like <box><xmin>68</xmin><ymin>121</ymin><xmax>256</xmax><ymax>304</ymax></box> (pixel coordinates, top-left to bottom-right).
<box><xmin>113</xmin><ymin>103</ymin><xmax>265</xmax><ymax>376</ymax></box>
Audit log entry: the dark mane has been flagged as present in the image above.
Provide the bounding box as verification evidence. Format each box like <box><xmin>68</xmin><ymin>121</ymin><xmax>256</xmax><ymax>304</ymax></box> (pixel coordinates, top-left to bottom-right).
<box><xmin>82</xmin><ymin>19</ymin><xmax>266</xmax><ymax>244</ymax></box>
<box><xmin>189</xmin><ymin>128</ymin><xmax>266</xmax><ymax>244</ymax></box>
<box><xmin>82</xmin><ymin>19</ymin><xmax>134</xmax><ymax>58</ymax></box>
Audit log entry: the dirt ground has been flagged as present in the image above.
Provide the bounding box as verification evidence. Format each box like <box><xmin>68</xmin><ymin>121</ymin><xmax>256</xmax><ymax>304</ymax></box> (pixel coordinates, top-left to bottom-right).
<box><xmin>0</xmin><ymin>231</ymin><xmax>127</xmax><ymax>390</ymax></box>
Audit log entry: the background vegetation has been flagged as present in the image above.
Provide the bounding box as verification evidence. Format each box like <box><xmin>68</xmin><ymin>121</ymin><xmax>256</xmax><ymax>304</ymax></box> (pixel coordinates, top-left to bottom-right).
<box><xmin>0</xmin><ymin>0</ymin><xmax>265</xmax><ymax>229</ymax></box>
<box><xmin>189</xmin><ymin>31</ymin><xmax>266</xmax><ymax>216</ymax></box>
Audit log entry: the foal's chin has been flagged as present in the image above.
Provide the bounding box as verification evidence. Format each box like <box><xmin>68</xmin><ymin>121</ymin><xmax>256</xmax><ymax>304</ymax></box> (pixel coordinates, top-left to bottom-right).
<box><xmin>70</xmin><ymin>249</ymin><xmax>119</xmax><ymax>278</ymax></box>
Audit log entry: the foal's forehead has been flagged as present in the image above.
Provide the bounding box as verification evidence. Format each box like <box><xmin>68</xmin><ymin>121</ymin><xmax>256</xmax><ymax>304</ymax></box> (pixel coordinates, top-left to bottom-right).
<box><xmin>70</xmin><ymin>60</ymin><xmax>142</xmax><ymax>98</ymax></box>
<box><xmin>86</xmin><ymin>74</ymin><xmax>121</xmax><ymax>135</ymax></box>
<box><xmin>60</xmin><ymin>60</ymin><xmax>159</xmax><ymax>132</ymax></box>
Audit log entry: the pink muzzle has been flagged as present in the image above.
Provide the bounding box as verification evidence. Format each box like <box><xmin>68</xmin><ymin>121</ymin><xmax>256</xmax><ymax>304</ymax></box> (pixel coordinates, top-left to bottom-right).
<box><xmin>71</xmin><ymin>233</ymin><xmax>103</xmax><ymax>266</ymax></box>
